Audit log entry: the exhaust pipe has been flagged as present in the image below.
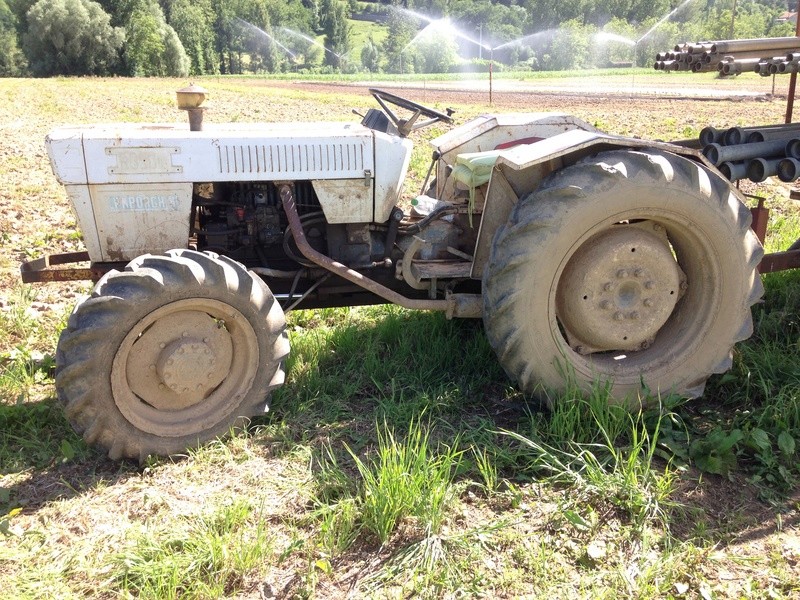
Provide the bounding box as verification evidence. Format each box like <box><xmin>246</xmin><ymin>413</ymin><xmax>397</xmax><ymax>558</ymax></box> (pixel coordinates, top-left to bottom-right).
<box><xmin>176</xmin><ymin>84</ymin><xmax>208</xmax><ymax>132</ymax></box>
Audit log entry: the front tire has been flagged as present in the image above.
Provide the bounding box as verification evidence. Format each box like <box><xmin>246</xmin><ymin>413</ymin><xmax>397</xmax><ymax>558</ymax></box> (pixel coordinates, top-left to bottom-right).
<box><xmin>56</xmin><ymin>250</ymin><xmax>289</xmax><ymax>461</ymax></box>
<box><xmin>483</xmin><ymin>149</ymin><xmax>763</xmax><ymax>404</ymax></box>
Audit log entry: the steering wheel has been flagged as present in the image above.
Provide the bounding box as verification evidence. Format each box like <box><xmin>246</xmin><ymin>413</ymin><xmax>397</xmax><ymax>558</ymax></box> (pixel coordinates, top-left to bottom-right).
<box><xmin>369</xmin><ymin>88</ymin><xmax>454</xmax><ymax>137</ymax></box>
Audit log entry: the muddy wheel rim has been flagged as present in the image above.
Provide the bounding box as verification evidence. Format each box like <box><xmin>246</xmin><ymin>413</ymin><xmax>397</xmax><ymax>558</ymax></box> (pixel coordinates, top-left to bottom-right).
<box><xmin>111</xmin><ymin>298</ymin><xmax>259</xmax><ymax>437</ymax></box>
<box><xmin>556</xmin><ymin>221</ymin><xmax>685</xmax><ymax>354</ymax></box>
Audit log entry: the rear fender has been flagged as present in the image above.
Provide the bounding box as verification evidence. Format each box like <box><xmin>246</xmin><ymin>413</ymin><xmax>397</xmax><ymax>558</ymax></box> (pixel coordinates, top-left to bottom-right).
<box><xmin>471</xmin><ymin>130</ymin><xmax>712</xmax><ymax>278</ymax></box>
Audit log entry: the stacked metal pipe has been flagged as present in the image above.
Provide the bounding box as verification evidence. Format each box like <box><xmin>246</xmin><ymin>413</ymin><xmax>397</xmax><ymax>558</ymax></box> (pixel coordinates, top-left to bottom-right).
<box><xmin>699</xmin><ymin>123</ymin><xmax>800</xmax><ymax>182</ymax></box>
<box><xmin>653</xmin><ymin>37</ymin><xmax>800</xmax><ymax>75</ymax></box>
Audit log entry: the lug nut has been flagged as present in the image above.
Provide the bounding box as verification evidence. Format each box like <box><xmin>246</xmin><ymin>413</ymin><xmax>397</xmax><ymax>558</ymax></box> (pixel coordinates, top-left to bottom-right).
<box><xmin>643</xmin><ymin>299</ymin><xmax>653</xmax><ymax>307</ymax></box>
<box><xmin>617</xmin><ymin>269</ymin><xmax>629</xmax><ymax>278</ymax></box>
<box><xmin>600</xmin><ymin>300</ymin><xmax>612</xmax><ymax>309</ymax></box>
<box><xmin>653</xmin><ymin>224</ymin><xmax>665</xmax><ymax>233</ymax></box>
<box><xmin>629</xmin><ymin>311</ymin><xmax>640</xmax><ymax>320</ymax></box>
<box><xmin>604</xmin><ymin>282</ymin><xmax>613</xmax><ymax>291</ymax></box>
<box><xmin>634</xmin><ymin>269</ymin><xmax>644</xmax><ymax>278</ymax></box>
<box><xmin>614</xmin><ymin>311</ymin><xmax>624</xmax><ymax>321</ymax></box>
<box><xmin>645</xmin><ymin>281</ymin><xmax>655</xmax><ymax>290</ymax></box>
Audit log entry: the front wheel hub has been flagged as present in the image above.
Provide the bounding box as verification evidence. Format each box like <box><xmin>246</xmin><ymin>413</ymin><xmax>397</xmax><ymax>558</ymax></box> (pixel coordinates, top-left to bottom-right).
<box><xmin>126</xmin><ymin>310</ymin><xmax>234</xmax><ymax>411</ymax></box>
<box><xmin>556</xmin><ymin>222</ymin><xmax>686</xmax><ymax>354</ymax></box>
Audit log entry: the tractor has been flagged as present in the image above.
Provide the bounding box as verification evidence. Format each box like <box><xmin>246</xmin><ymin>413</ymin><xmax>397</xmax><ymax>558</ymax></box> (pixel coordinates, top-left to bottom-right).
<box><xmin>23</xmin><ymin>85</ymin><xmax>775</xmax><ymax>461</ymax></box>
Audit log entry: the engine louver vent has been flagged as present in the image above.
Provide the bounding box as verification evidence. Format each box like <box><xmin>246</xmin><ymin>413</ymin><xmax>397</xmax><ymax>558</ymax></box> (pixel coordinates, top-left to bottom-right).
<box><xmin>217</xmin><ymin>143</ymin><xmax>365</xmax><ymax>176</ymax></box>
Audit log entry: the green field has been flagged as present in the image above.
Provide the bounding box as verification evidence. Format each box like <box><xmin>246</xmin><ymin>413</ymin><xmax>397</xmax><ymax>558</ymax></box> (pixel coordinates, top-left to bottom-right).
<box><xmin>1</xmin><ymin>76</ymin><xmax>799</xmax><ymax>598</ymax></box>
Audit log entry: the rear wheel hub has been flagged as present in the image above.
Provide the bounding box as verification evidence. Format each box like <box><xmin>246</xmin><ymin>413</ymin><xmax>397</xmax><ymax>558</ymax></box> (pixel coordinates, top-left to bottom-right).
<box><xmin>556</xmin><ymin>222</ymin><xmax>685</xmax><ymax>354</ymax></box>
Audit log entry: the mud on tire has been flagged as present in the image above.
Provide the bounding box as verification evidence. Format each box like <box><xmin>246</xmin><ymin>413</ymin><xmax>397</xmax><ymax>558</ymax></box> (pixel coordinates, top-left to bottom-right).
<box><xmin>482</xmin><ymin>149</ymin><xmax>763</xmax><ymax>404</ymax></box>
<box><xmin>56</xmin><ymin>249</ymin><xmax>289</xmax><ymax>461</ymax></box>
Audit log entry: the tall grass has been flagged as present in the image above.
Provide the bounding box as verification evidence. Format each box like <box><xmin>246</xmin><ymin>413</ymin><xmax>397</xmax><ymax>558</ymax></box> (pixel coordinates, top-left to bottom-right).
<box><xmin>506</xmin><ymin>389</ymin><xmax>679</xmax><ymax>535</ymax></box>
<box><xmin>345</xmin><ymin>418</ymin><xmax>462</xmax><ymax>544</ymax></box>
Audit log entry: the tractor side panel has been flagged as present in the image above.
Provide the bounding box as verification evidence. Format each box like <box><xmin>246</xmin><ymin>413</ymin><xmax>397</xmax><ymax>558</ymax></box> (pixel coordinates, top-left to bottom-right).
<box><xmin>46</xmin><ymin>129</ymin><xmax>87</xmax><ymax>184</ymax></box>
<box><xmin>77</xmin><ymin>127</ymin><xmax>374</xmax><ymax>186</ymax></box>
<box><xmin>373</xmin><ymin>132</ymin><xmax>413</xmax><ymax>223</ymax></box>
<box><xmin>64</xmin><ymin>185</ymin><xmax>103</xmax><ymax>261</ymax></box>
<box><xmin>88</xmin><ymin>183</ymin><xmax>193</xmax><ymax>262</ymax></box>
<box><xmin>312</xmin><ymin>178</ymin><xmax>373</xmax><ymax>223</ymax></box>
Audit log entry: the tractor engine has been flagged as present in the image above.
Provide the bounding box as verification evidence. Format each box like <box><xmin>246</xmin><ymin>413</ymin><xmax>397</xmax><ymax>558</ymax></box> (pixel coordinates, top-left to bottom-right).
<box><xmin>194</xmin><ymin>181</ymin><xmax>324</xmax><ymax>269</ymax></box>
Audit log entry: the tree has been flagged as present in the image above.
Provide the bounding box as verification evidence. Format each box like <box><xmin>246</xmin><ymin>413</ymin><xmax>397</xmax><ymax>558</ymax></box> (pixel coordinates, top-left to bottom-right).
<box><xmin>165</xmin><ymin>0</ymin><xmax>218</xmax><ymax>74</ymax></box>
<box><xmin>319</xmin><ymin>0</ymin><xmax>349</xmax><ymax>69</ymax></box>
<box><xmin>23</xmin><ymin>0</ymin><xmax>123</xmax><ymax>76</ymax></box>
<box><xmin>124</xmin><ymin>0</ymin><xmax>189</xmax><ymax>76</ymax></box>
<box><xmin>382</xmin><ymin>6</ymin><xmax>416</xmax><ymax>73</ymax></box>
<box><xmin>413</xmin><ymin>34</ymin><xmax>458</xmax><ymax>72</ymax></box>
<box><xmin>540</xmin><ymin>19</ymin><xmax>591</xmax><ymax>70</ymax></box>
<box><xmin>360</xmin><ymin>34</ymin><xmax>380</xmax><ymax>71</ymax></box>
<box><xmin>210</xmin><ymin>0</ymin><xmax>292</xmax><ymax>74</ymax></box>
<box><xmin>0</xmin><ymin>0</ymin><xmax>27</xmax><ymax>75</ymax></box>
<box><xmin>594</xmin><ymin>18</ymin><xmax>636</xmax><ymax>67</ymax></box>
<box><xmin>450</xmin><ymin>0</ymin><xmax>526</xmax><ymax>58</ymax></box>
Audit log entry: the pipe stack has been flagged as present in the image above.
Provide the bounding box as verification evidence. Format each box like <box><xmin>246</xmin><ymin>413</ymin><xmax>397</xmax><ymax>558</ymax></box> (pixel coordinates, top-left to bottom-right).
<box><xmin>699</xmin><ymin>123</ymin><xmax>800</xmax><ymax>182</ymax></box>
<box><xmin>653</xmin><ymin>37</ymin><xmax>800</xmax><ymax>75</ymax></box>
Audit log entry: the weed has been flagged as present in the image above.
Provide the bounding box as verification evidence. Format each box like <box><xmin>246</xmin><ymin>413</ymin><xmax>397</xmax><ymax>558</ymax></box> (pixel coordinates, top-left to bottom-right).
<box><xmin>357</xmin><ymin>519</ymin><xmax>511</xmax><ymax>598</ymax></box>
<box><xmin>472</xmin><ymin>446</ymin><xmax>500</xmax><ymax>493</ymax></box>
<box><xmin>345</xmin><ymin>418</ymin><xmax>463</xmax><ymax>544</ymax></box>
<box><xmin>506</xmin><ymin>390</ymin><xmax>678</xmax><ymax>534</ymax></box>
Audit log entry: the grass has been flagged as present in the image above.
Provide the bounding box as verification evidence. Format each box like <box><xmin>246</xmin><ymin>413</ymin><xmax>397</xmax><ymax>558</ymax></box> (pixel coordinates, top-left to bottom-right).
<box><xmin>1</xmin><ymin>77</ymin><xmax>800</xmax><ymax>598</ymax></box>
<box><xmin>0</xmin><ymin>285</ymin><xmax>64</xmax><ymax>405</ymax></box>
<box><xmin>347</xmin><ymin>17</ymin><xmax>389</xmax><ymax>57</ymax></box>
<box><xmin>344</xmin><ymin>418</ymin><xmax>462</xmax><ymax>544</ymax></box>
<box><xmin>112</xmin><ymin>499</ymin><xmax>273</xmax><ymax>599</ymax></box>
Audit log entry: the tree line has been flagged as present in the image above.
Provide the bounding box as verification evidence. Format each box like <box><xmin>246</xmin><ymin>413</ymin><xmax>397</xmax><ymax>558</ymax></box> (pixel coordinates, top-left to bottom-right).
<box><xmin>0</xmin><ymin>0</ymin><xmax>795</xmax><ymax>77</ymax></box>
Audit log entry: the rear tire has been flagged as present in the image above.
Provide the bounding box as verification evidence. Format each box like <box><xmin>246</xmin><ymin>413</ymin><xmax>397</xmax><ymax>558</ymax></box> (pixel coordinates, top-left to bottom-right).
<box><xmin>56</xmin><ymin>249</ymin><xmax>289</xmax><ymax>461</ymax></box>
<box><xmin>482</xmin><ymin>149</ymin><xmax>763</xmax><ymax>404</ymax></box>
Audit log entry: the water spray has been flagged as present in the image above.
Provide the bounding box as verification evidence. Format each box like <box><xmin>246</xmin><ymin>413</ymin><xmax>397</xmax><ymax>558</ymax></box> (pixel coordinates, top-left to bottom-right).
<box><xmin>281</xmin><ymin>27</ymin><xmax>343</xmax><ymax>60</ymax></box>
<box><xmin>234</xmin><ymin>18</ymin><xmax>297</xmax><ymax>60</ymax></box>
<box><xmin>636</xmin><ymin>0</ymin><xmax>696</xmax><ymax>45</ymax></box>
